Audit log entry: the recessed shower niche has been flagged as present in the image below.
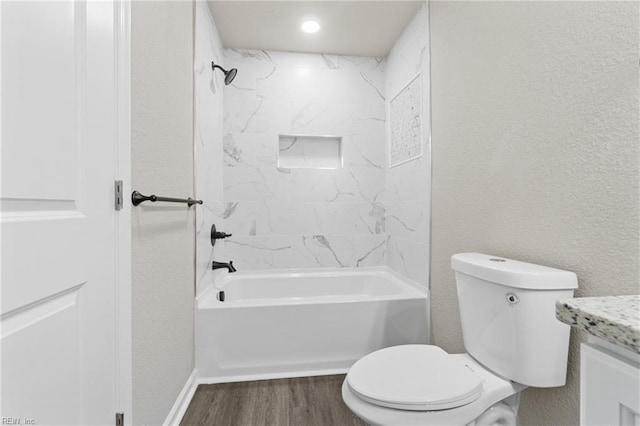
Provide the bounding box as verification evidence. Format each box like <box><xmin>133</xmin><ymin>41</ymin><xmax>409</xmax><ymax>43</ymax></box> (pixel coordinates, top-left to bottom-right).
<box><xmin>277</xmin><ymin>134</ymin><xmax>343</xmax><ymax>169</ymax></box>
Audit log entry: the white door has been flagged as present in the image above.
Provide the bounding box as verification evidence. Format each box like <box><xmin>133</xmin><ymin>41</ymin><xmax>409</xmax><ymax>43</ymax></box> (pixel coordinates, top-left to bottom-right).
<box><xmin>1</xmin><ymin>1</ymin><xmax>126</xmax><ymax>424</ymax></box>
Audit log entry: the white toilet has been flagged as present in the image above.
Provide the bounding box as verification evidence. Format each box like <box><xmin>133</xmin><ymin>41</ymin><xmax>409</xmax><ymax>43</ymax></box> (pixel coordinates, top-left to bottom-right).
<box><xmin>342</xmin><ymin>253</ymin><xmax>578</xmax><ymax>426</ymax></box>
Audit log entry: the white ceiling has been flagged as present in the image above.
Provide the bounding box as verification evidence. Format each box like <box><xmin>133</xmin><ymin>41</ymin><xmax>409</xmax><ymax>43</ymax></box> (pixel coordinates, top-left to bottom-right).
<box><xmin>207</xmin><ymin>1</ymin><xmax>424</xmax><ymax>58</ymax></box>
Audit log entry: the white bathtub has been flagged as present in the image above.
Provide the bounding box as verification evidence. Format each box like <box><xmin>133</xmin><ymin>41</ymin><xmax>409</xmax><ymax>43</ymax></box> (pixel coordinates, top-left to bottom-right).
<box><xmin>195</xmin><ymin>267</ymin><xmax>429</xmax><ymax>383</ymax></box>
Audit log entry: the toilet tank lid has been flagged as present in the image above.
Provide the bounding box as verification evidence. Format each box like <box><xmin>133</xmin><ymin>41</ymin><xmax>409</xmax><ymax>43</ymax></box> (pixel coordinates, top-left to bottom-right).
<box><xmin>451</xmin><ymin>253</ymin><xmax>578</xmax><ymax>290</ymax></box>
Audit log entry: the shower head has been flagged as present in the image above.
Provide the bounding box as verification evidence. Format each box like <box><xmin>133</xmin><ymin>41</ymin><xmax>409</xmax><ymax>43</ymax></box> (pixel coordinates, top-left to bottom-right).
<box><xmin>224</xmin><ymin>68</ymin><xmax>237</xmax><ymax>85</ymax></box>
<box><xmin>211</xmin><ymin>61</ymin><xmax>237</xmax><ymax>85</ymax></box>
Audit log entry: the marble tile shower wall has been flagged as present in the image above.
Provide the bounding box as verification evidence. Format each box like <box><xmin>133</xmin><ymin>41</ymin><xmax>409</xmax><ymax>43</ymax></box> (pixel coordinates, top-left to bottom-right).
<box><xmin>194</xmin><ymin>2</ymin><xmax>225</xmax><ymax>294</ymax></box>
<box><xmin>384</xmin><ymin>4</ymin><xmax>431</xmax><ymax>287</ymax></box>
<box><xmin>217</xmin><ymin>49</ymin><xmax>388</xmax><ymax>270</ymax></box>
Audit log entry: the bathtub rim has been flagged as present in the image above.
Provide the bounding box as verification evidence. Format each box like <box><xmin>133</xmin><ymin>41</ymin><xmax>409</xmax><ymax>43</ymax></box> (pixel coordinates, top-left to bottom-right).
<box><xmin>197</xmin><ymin>266</ymin><xmax>428</xmax><ymax>309</ymax></box>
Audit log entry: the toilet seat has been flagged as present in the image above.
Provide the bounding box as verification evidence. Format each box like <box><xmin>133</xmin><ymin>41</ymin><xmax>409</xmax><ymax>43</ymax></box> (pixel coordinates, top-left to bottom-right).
<box><xmin>343</xmin><ymin>350</ymin><xmax>527</xmax><ymax>426</ymax></box>
<box><xmin>346</xmin><ymin>345</ymin><xmax>483</xmax><ymax>411</ymax></box>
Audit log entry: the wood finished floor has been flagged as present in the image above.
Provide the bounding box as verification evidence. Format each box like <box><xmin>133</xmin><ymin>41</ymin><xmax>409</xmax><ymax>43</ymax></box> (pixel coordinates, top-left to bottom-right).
<box><xmin>180</xmin><ymin>374</ymin><xmax>366</xmax><ymax>426</ymax></box>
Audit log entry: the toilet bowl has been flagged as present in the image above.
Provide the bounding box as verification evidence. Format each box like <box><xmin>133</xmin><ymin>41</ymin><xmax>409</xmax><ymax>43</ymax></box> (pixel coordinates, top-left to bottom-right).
<box><xmin>342</xmin><ymin>345</ymin><xmax>525</xmax><ymax>426</ymax></box>
<box><xmin>342</xmin><ymin>253</ymin><xmax>578</xmax><ymax>426</ymax></box>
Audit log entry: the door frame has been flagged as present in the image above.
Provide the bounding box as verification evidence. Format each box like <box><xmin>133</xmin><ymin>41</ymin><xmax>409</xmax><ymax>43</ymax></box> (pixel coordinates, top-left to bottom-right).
<box><xmin>114</xmin><ymin>1</ymin><xmax>132</xmax><ymax>423</ymax></box>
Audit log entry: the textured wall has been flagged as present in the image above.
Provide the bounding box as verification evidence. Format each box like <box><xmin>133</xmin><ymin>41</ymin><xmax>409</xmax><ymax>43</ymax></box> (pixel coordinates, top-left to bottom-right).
<box><xmin>194</xmin><ymin>2</ymin><xmax>226</xmax><ymax>295</ymax></box>
<box><xmin>384</xmin><ymin>3</ymin><xmax>431</xmax><ymax>288</ymax></box>
<box><xmin>216</xmin><ymin>49</ymin><xmax>387</xmax><ymax>270</ymax></box>
<box><xmin>131</xmin><ymin>2</ymin><xmax>195</xmax><ymax>424</ymax></box>
<box><xmin>429</xmin><ymin>2</ymin><xmax>639</xmax><ymax>425</ymax></box>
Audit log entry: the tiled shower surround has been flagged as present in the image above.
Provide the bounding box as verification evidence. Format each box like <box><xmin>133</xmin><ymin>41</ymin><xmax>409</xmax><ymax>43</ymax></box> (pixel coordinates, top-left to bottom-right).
<box><xmin>220</xmin><ymin>49</ymin><xmax>387</xmax><ymax>270</ymax></box>
<box><xmin>195</xmin><ymin>3</ymin><xmax>430</xmax><ymax>288</ymax></box>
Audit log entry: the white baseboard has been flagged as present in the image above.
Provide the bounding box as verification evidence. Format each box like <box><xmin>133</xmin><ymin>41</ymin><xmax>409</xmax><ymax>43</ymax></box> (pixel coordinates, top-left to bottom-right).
<box><xmin>197</xmin><ymin>367</ymin><xmax>349</xmax><ymax>385</ymax></box>
<box><xmin>163</xmin><ymin>369</ymin><xmax>199</xmax><ymax>426</ymax></box>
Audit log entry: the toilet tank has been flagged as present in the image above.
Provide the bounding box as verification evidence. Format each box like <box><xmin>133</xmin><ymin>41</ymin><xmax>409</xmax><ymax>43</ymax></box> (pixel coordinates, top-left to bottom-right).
<box><xmin>451</xmin><ymin>253</ymin><xmax>578</xmax><ymax>388</ymax></box>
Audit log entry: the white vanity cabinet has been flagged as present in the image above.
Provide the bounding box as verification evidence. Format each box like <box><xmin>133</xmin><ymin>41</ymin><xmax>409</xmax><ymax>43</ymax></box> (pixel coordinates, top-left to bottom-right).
<box><xmin>581</xmin><ymin>337</ymin><xmax>640</xmax><ymax>426</ymax></box>
<box><xmin>556</xmin><ymin>295</ymin><xmax>640</xmax><ymax>426</ymax></box>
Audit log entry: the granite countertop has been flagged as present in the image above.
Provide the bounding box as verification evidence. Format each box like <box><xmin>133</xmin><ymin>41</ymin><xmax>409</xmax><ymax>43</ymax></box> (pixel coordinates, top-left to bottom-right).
<box><xmin>556</xmin><ymin>295</ymin><xmax>640</xmax><ymax>354</ymax></box>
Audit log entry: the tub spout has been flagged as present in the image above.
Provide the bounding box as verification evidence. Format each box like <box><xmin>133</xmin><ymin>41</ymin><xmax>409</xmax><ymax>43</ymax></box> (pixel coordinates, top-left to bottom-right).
<box><xmin>213</xmin><ymin>260</ymin><xmax>236</xmax><ymax>273</ymax></box>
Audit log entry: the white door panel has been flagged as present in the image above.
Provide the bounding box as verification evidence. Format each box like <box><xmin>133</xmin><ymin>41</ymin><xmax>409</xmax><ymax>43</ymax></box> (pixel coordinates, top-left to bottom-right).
<box><xmin>1</xmin><ymin>1</ymin><xmax>121</xmax><ymax>424</ymax></box>
<box><xmin>2</xmin><ymin>1</ymin><xmax>79</xmax><ymax>202</ymax></box>
<box><xmin>2</xmin><ymin>289</ymin><xmax>81</xmax><ymax>425</ymax></box>
<box><xmin>2</xmin><ymin>218</ymin><xmax>88</xmax><ymax>313</ymax></box>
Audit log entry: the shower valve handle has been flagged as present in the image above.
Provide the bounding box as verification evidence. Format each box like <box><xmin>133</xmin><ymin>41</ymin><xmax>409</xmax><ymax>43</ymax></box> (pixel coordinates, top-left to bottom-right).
<box><xmin>211</xmin><ymin>224</ymin><xmax>232</xmax><ymax>246</ymax></box>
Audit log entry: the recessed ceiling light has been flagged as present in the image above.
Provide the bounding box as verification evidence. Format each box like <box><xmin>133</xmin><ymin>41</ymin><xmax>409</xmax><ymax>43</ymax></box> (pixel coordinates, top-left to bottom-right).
<box><xmin>301</xmin><ymin>20</ymin><xmax>320</xmax><ymax>34</ymax></box>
